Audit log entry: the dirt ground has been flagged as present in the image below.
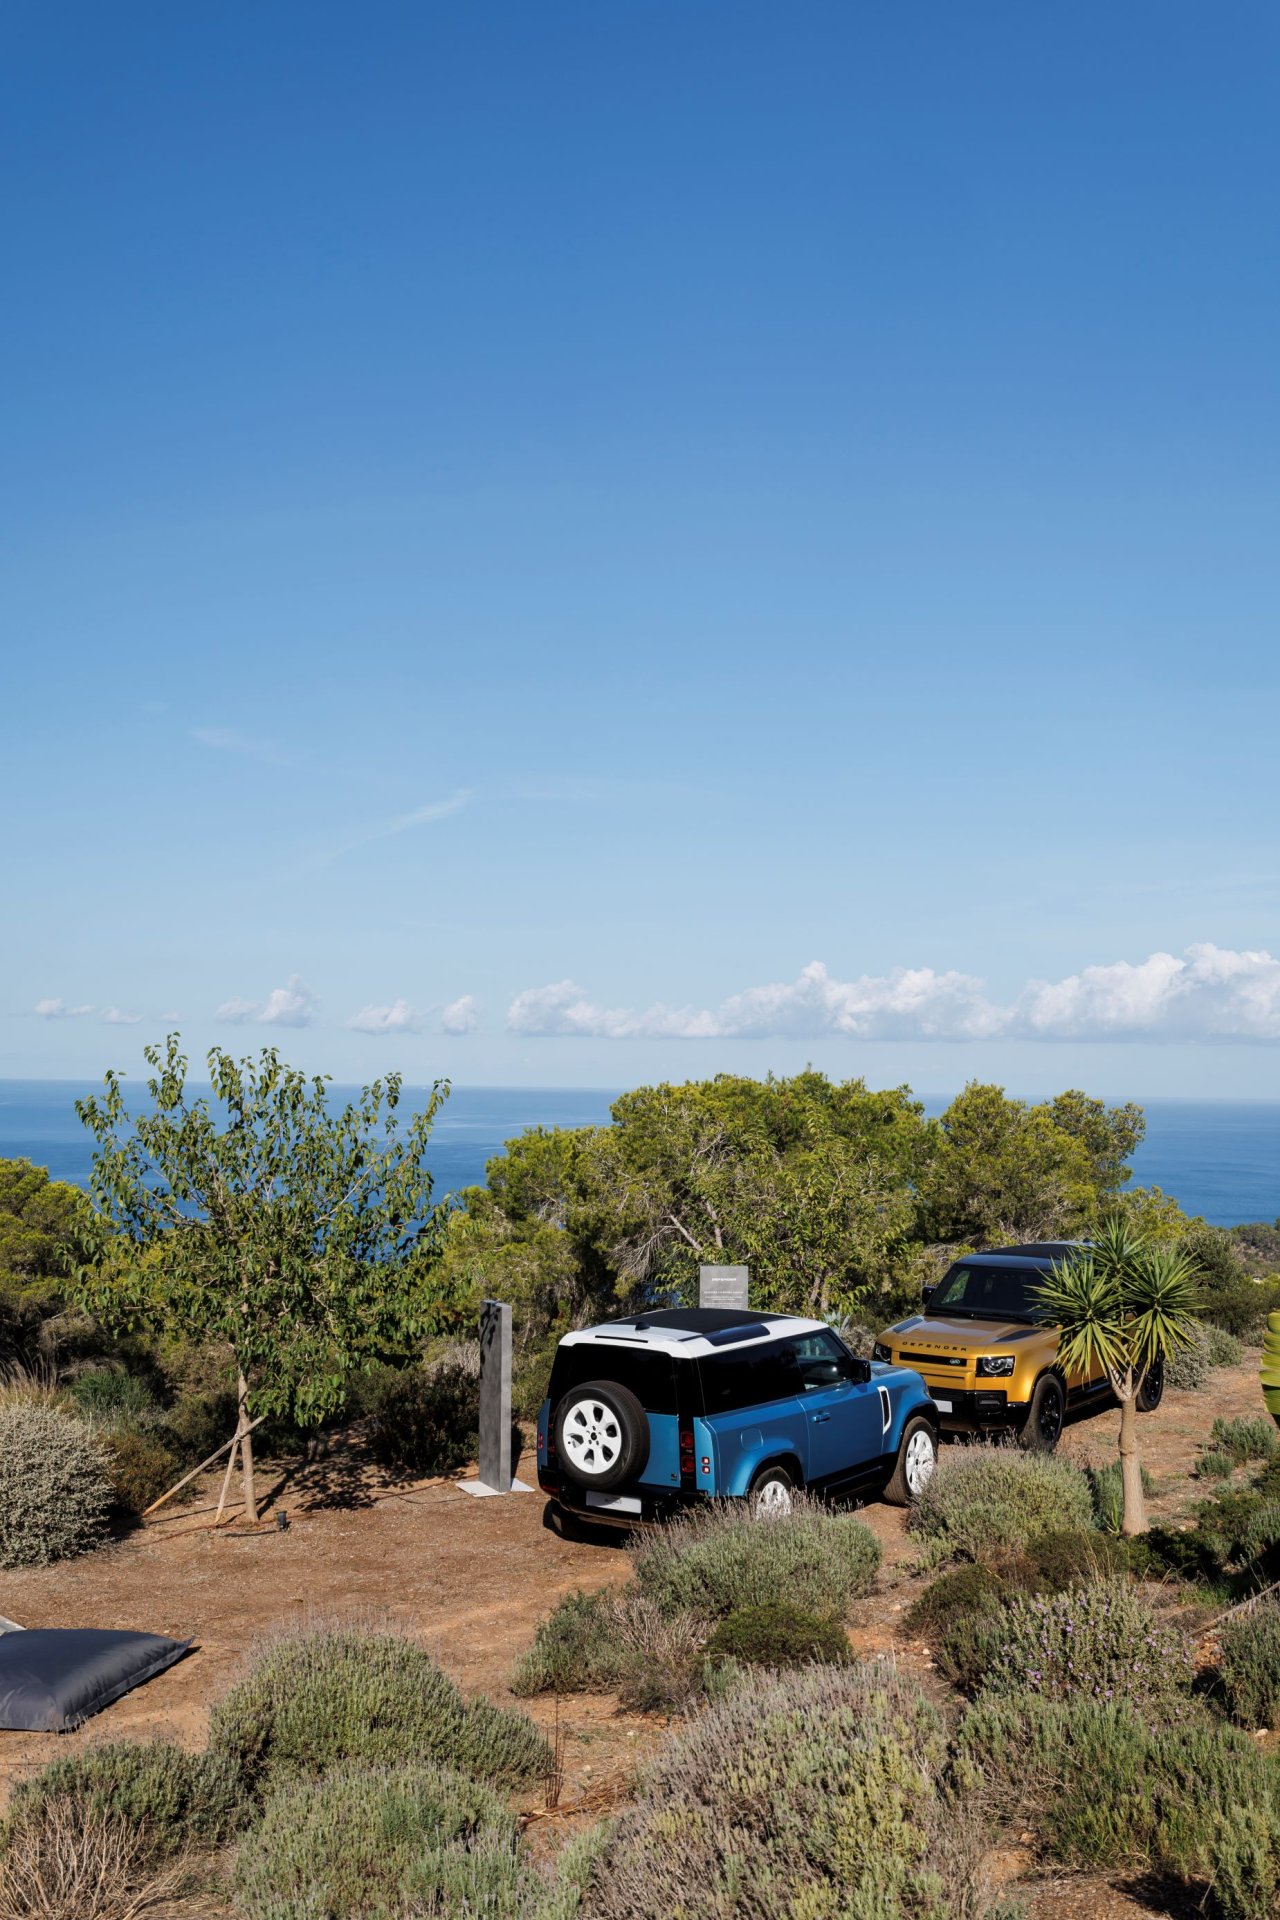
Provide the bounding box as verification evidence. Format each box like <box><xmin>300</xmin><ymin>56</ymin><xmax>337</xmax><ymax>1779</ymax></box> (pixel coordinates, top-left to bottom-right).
<box><xmin>0</xmin><ymin>1352</ymin><xmax>1269</xmax><ymax>1918</ymax></box>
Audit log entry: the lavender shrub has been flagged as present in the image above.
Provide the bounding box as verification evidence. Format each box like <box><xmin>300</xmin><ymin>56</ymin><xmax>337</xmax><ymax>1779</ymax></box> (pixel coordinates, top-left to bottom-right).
<box><xmin>980</xmin><ymin>1580</ymin><xmax>1194</xmax><ymax>1719</ymax></box>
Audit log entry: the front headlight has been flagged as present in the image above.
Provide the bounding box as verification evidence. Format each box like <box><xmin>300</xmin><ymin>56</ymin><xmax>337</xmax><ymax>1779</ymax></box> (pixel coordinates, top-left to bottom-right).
<box><xmin>976</xmin><ymin>1355</ymin><xmax>1015</xmax><ymax>1378</ymax></box>
<box><xmin>872</xmin><ymin>1342</ymin><xmax>892</xmax><ymax>1364</ymax></box>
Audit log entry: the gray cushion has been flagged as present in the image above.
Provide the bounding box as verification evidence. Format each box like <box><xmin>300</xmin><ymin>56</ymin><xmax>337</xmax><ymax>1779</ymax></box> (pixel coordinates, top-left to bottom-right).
<box><xmin>0</xmin><ymin>1628</ymin><xmax>192</xmax><ymax>1732</ymax></box>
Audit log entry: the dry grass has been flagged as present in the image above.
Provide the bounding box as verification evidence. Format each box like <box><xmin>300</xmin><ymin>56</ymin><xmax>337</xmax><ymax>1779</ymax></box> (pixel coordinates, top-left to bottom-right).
<box><xmin>0</xmin><ymin>1797</ymin><xmax>185</xmax><ymax>1920</ymax></box>
<box><xmin>0</xmin><ymin>1362</ymin><xmax>67</xmax><ymax>1412</ymax></box>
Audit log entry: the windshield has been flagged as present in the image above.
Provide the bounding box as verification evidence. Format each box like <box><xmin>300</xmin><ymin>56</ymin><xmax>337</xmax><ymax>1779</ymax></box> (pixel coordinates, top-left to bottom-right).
<box><xmin>929</xmin><ymin>1264</ymin><xmax>1053</xmax><ymax>1323</ymax></box>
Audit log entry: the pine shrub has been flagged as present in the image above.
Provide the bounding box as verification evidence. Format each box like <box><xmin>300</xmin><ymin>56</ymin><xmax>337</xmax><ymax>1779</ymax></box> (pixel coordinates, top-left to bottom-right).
<box><xmin>1220</xmin><ymin>1602</ymin><xmax>1280</xmax><ymax>1731</ymax></box>
<box><xmin>1207</xmin><ymin>1327</ymin><xmax>1246</xmax><ymax>1368</ymax></box>
<box><xmin>980</xmin><ymin>1580</ymin><xmax>1194</xmax><ymax>1717</ymax></box>
<box><xmin>208</xmin><ymin>1626</ymin><xmax>549</xmax><ymax>1798</ymax></box>
<box><xmin>6</xmin><ymin>1741</ymin><xmax>247</xmax><ymax>1859</ymax></box>
<box><xmin>589</xmin><ymin>1661</ymin><xmax>1008</xmax><ymax>1920</ymax></box>
<box><xmin>232</xmin><ymin>1761</ymin><xmax>527</xmax><ymax>1920</ymax></box>
<box><xmin>908</xmin><ymin>1443</ymin><xmax>1094</xmax><ymax>1561</ymax></box>
<box><xmin>1165</xmin><ymin>1322</ymin><xmax>1211</xmax><ymax>1389</ymax></box>
<box><xmin>702</xmin><ymin>1601</ymin><xmax>851</xmax><ymax>1670</ymax></box>
<box><xmin>631</xmin><ymin>1496</ymin><xmax>880</xmax><ymax>1621</ymax></box>
<box><xmin>0</xmin><ymin>1403</ymin><xmax>112</xmax><ymax>1567</ymax></box>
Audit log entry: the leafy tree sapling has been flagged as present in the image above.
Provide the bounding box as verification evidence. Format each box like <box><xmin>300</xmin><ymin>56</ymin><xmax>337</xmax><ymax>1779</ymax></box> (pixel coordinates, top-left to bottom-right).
<box><xmin>74</xmin><ymin>1036</ymin><xmax>451</xmax><ymax>1523</ymax></box>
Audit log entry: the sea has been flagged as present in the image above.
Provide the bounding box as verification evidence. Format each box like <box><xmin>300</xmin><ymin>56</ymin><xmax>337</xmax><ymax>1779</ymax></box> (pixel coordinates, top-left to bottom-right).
<box><xmin>0</xmin><ymin>1081</ymin><xmax>1277</xmax><ymax>1230</ymax></box>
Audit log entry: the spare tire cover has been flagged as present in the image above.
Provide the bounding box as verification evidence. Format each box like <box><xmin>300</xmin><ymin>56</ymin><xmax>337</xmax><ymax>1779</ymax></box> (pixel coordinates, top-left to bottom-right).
<box><xmin>554</xmin><ymin>1380</ymin><xmax>650</xmax><ymax>1491</ymax></box>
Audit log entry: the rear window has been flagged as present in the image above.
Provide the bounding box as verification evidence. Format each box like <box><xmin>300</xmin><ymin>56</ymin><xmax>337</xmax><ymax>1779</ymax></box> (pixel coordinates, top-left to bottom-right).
<box><xmin>697</xmin><ymin>1339</ymin><xmax>804</xmax><ymax>1416</ymax></box>
<box><xmin>548</xmin><ymin>1341</ymin><xmax>679</xmax><ymax>1416</ymax></box>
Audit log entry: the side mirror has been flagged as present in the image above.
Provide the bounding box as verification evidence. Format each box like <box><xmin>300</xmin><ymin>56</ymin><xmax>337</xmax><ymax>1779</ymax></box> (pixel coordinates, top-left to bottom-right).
<box><xmin>850</xmin><ymin>1356</ymin><xmax>872</xmax><ymax>1384</ymax></box>
<box><xmin>921</xmin><ymin>1283</ymin><xmax>936</xmax><ymax>1302</ymax></box>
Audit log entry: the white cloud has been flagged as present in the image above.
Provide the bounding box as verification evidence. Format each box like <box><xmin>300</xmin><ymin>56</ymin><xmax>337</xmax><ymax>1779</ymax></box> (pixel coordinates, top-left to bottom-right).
<box><xmin>193</xmin><ymin>726</ymin><xmax>293</xmax><ymax>767</ymax></box>
<box><xmin>34</xmin><ymin>998</ymin><xmax>95</xmax><ymax>1019</ymax></box>
<box><xmin>214</xmin><ymin>996</ymin><xmax>262</xmax><ymax>1024</ymax></box>
<box><xmin>318</xmin><ymin>789</ymin><xmax>474</xmax><ymax>866</ymax></box>
<box><xmin>216</xmin><ymin>975</ymin><xmax>320</xmax><ymax>1028</ymax></box>
<box><xmin>441</xmin><ymin>994</ymin><xmax>479</xmax><ymax>1034</ymax></box>
<box><xmin>346</xmin><ymin>998</ymin><xmax>423</xmax><ymax>1035</ymax></box>
<box><xmin>506</xmin><ymin>947</ymin><xmax>1280</xmax><ymax>1043</ymax></box>
<box><xmin>102</xmin><ymin>1008</ymin><xmax>142</xmax><ymax>1025</ymax></box>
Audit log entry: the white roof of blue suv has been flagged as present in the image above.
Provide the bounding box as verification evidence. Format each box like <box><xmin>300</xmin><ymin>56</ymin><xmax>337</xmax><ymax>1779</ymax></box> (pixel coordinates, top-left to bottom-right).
<box><xmin>560</xmin><ymin>1306</ymin><xmax>828</xmax><ymax>1362</ymax></box>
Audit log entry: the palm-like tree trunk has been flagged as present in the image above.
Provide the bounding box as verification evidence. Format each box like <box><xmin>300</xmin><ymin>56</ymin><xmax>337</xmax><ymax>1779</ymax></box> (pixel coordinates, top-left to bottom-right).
<box><xmin>1116</xmin><ymin>1372</ymin><xmax>1146</xmax><ymax>1536</ymax></box>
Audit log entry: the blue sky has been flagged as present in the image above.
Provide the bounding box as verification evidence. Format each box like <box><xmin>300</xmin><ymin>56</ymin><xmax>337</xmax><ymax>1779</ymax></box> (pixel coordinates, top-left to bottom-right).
<box><xmin>3</xmin><ymin>1</ymin><xmax>1279</xmax><ymax>1097</ymax></box>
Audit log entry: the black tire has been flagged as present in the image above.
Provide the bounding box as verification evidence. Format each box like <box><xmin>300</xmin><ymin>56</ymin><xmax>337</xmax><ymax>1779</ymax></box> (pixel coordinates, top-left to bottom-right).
<box><xmin>747</xmin><ymin>1461</ymin><xmax>799</xmax><ymax>1518</ymax></box>
<box><xmin>883</xmin><ymin>1415</ymin><xmax>938</xmax><ymax>1506</ymax></box>
<box><xmin>553</xmin><ymin>1380</ymin><xmax>649</xmax><ymax>1491</ymax></box>
<box><xmin>1137</xmin><ymin>1357</ymin><xmax>1165</xmax><ymax>1413</ymax></box>
<box><xmin>1019</xmin><ymin>1373</ymin><xmax>1066</xmax><ymax>1452</ymax></box>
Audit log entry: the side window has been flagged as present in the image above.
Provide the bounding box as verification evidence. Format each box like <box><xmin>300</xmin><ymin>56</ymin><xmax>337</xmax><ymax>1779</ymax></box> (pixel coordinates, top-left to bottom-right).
<box><xmin>698</xmin><ymin>1340</ymin><xmax>804</xmax><ymax>1416</ymax></box>
<box><xmin>790</xmin><ymin>1330</ymin><xmax>859</xmax><ymax>1392</ymax></box>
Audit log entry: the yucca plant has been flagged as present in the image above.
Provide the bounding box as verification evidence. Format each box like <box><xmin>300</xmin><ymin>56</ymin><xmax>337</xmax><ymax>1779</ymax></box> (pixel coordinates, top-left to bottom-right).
<box><xmin>1034</xmin><ymin>1219</ymin><xmax>1199</xmax><ymax>1536</ymax></box>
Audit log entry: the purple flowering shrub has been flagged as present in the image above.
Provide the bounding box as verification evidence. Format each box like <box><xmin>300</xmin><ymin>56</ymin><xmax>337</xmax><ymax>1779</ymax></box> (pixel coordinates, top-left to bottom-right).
<box><xmin>980</xmin><ymin>1580</ymin><xmax>1193</xmax><ymax>1718</ymax></box>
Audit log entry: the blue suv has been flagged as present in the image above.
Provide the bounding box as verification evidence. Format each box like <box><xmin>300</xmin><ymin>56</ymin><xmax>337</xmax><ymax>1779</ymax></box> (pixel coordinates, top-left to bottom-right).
<box><xmin>535</xmin><ymin>1307</ymin><xmax>939</xmax><ymax>1529</ymax></box>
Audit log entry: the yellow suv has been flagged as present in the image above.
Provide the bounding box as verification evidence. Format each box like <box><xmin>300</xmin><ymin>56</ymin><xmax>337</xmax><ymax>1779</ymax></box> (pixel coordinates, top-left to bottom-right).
<box><xmin>873</xmin><ymin>1241</ymin><xmax>1165</xmax><ymax>1451</ymax></box>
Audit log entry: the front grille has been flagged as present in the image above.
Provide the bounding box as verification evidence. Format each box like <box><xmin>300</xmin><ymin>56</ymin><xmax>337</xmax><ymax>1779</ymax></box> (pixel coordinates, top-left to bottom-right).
<box><xmin>899</xmin><ymin>1351</ymin><xmax>967</xmax><ymax>1368</ymax></box>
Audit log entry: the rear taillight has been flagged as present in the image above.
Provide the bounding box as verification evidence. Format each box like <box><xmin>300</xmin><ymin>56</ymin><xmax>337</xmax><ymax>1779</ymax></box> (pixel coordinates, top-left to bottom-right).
<box><xmin>679</xmin><ymin>1423</ymin><xmax>696</xmax><ymax>1491</ymax></box>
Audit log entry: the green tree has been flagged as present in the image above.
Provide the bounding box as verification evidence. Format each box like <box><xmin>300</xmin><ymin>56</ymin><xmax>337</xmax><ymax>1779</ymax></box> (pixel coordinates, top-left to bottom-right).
<box><xmin>1033</xmin><ymin>1218</ymin><xmax>1199</xmax><ymax>1534</ymax></box>
<box><xmin>0</xmin><ymin>1158</ymin><xmax>96</xmax><ymax>1360</ymax></box>
<box><xmin>74</xmin><ymin>1036</ymin><xmax>451</xmax><ymax>1523</ymax></box>
<box><xmin>922</xmin><ymin>1082</ymin><xmax>1139</xmax><ymax>1247</ymax></box>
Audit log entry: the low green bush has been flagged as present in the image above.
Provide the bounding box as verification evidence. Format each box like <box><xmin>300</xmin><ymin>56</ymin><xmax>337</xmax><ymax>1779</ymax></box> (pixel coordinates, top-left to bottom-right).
<box><xmin>1220</xmin><ymin>1602</ymin><xmax>1280</xmax><ymax>1730</ymax></box>
<box><xmin>209</xmin><ymin>1626</ymin><xmax>549</xmax><ymax>1797</ymax></box>
<box><xmin>1199</xmin><ymin>1447</ymin><xmax>1239</xmax><ymax>1481</ymax></box>
<box><xmin>160</xmin><ymin>1387</ymin><xmax>239</xmax><ymax>1466</ymax></box>
<box><xmin>233</xmin><ymin>1761</ymin><xmax>527</xmax><ymax>1920</ymax></box>
<box><xmin>0</xmin><ymin>1403</ymin><xmax>112</xmax><ymax>1567</ymax></box>
<box><xmin>903</xmin><ymin>1563</ymin><xmax>1012</xmax><ymax>1639</ymax></box>
<box><xmin>1089</xmin><ymin>1460</ymin><xmax>1156</xmax><ymax>1533</ymax></box>
<box><xmin>5</xmin><ymin>1741</ymin><xmax>246</xmax><ymax>1859</ymax></box>
<box><xmin>99</xmin><ymin>1427</ymin><xmax>183</xmax><ymax>1518</ymax></box>
<box><xmin>66</xmin><ymin>1367</ymin><xmax>159</xmax><ymax>1421</ymax></box>
<box><xmin>1166</xmin><ymin>1322</ymin><xmax>1212</xmax><ymax>1390</ymax></box>
<box><xmin>1023</xmin><ymin>1526</ymin><xmax>1131</xmax><ymax>1586</ymax></box>
<box><xmin>366</xmin><ymin>1349</ymin><xmax>517</xmax><ymax>1477</ymax></box>
<box><xmin>904</xmin><ymin>1531</ymin><xmax>1130</xmax><ymax>1649</ymax></box>
<box><xmin>1212</xmin><ymin>1417</ymin><xmax>1279</xmax><ymax>1465</ymax></box>
<box><xmin>512</xmin><ymin>1588</ymin><xmax>708</xmax><ymax>1713</ymax></box>
<box><xmin>937</xmin><ymin>1600</ymin><xmax>1014</xmax><ymax>1694</ymax></box>
<box><xmin>956</xmin><ymin>1690</ymin><xmax>1280</xmax><ymax>1920</ymax></box>
<box><xmin>511</xmin><ymin>1589</ymin><xmax>624</xmax><ymax>1697</ymax></box>
<box><xmin>703</xmin><ymin>1601</ymin><xmax>851</xmax><ymax>1670</ymax></box>
<box><xmin>909</xmin><ymin>1443</ymin><xmax>1094</xmax><ymax>1561</ymax></box>
<box><xmin>1198</xmin><ymin>1487</ymin><xmax>1280</xmax><ymax>1572</ymax></box>
<box><xmin>632</xmin><ymin>1497</ymin><xmax>880</xmax><ymax>1621</ymax></box>
<box><xmin>980</xmin><ymin>1581</ymin><xmax>1194</xmax><ymax>1718</ymax></box>
<box><xmin>589</xmin><ymin>1661</ymin><xmax>1009</xmax><ymax>1920</ymax></box>
<box><xmin>1207</xmin><ymin>1327</ymin><xmax>1246</xmax><ymax>1368</ymax></box>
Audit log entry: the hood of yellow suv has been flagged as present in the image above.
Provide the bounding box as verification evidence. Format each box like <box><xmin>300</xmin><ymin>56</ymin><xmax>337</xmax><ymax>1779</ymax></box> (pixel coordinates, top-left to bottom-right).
<box><xmin>884</xmin><ymin>1314</ymin><xmax>1043</xmax><ymax>1355</ymax></box>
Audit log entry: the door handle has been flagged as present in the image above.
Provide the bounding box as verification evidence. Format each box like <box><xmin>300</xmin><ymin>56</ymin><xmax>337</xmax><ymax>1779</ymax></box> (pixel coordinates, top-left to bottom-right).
<box><xmin>810</xmin><ymin>1412</ymin><xmax>831</xmax><ymax>1423</ymax></box>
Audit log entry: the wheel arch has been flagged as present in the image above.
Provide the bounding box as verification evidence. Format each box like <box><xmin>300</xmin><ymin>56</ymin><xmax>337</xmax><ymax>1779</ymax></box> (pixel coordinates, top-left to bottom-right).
<box><xmin>747</xmin><ymin>1450</ymin><xmax>804</xmax><ymax>1492</ymax></box>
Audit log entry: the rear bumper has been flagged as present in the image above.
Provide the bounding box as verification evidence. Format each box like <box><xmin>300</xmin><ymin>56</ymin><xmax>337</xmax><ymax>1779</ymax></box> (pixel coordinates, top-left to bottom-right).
<box><xmin>538</xmin><ymin>1472</ymin><xmax>707</xmax><ymax>1530</ymax></box>
<box><xmin>929</xmin><ymin>1388</ymin><xmax>1028</xmax><ymax>1435</ymax></box>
